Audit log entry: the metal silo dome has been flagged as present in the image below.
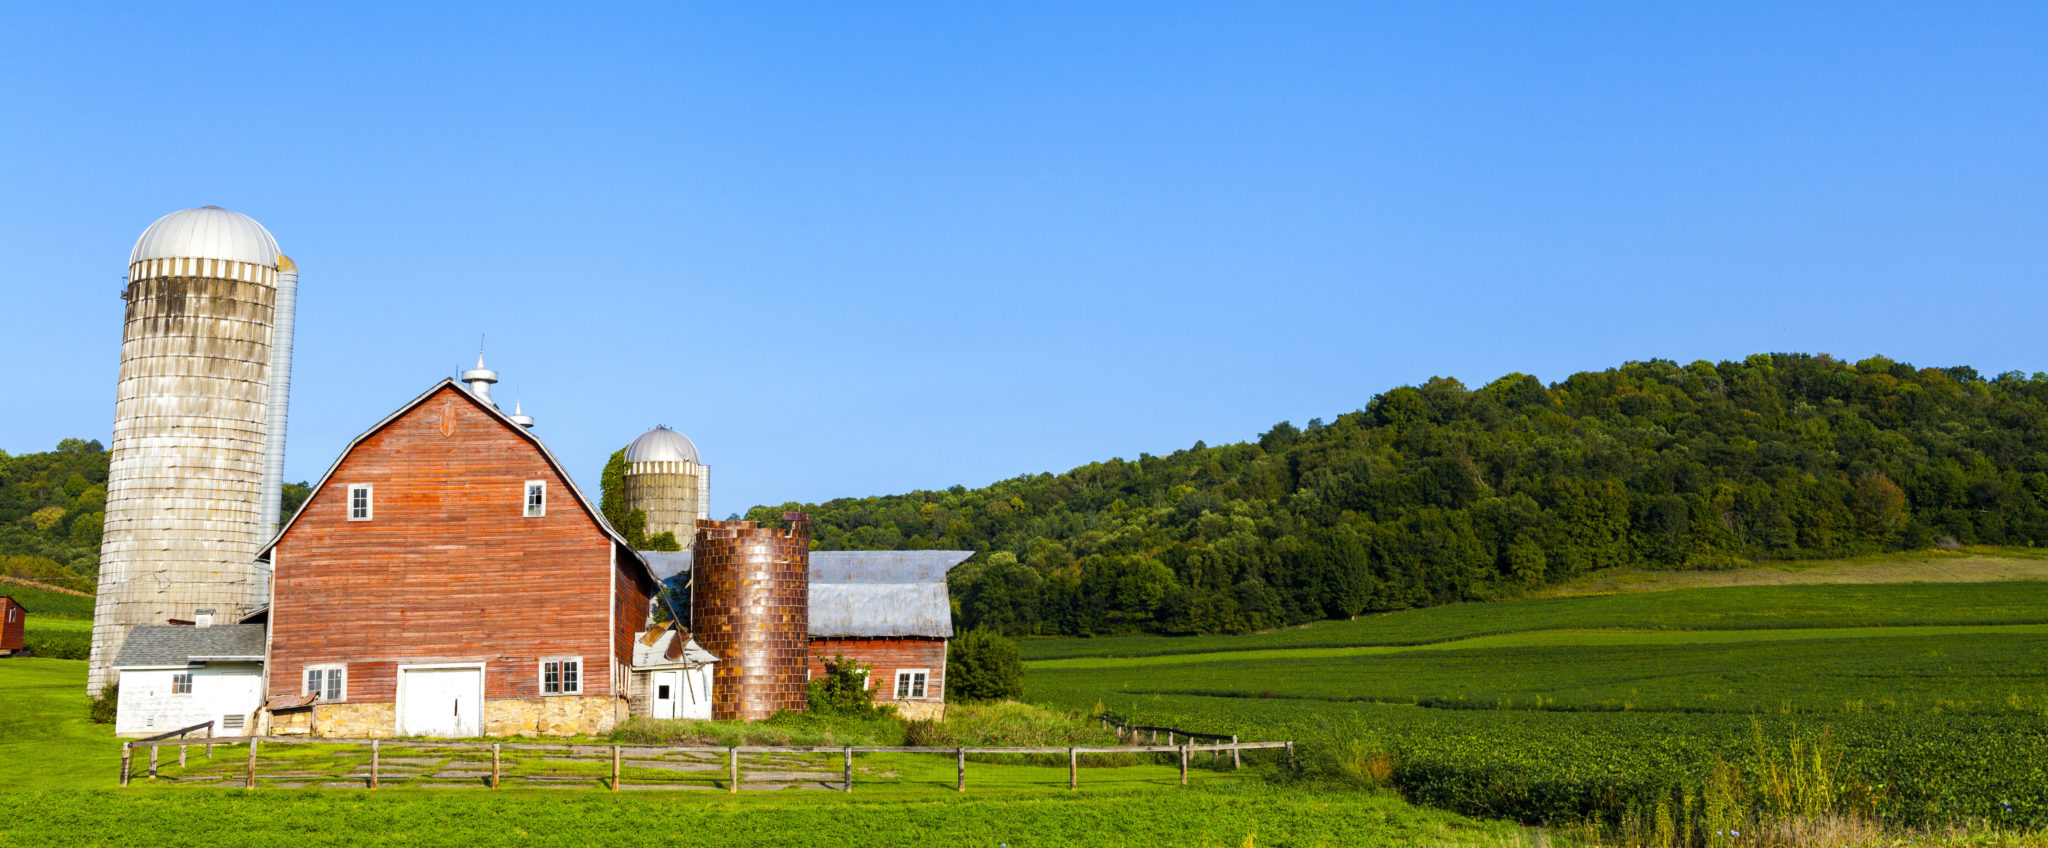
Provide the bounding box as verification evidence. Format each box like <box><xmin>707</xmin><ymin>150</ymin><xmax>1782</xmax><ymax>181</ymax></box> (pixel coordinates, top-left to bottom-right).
<box><xmin>626</xmin><ymin>426</ymin><xmax>702</xmax><ymax>465</ymax></box>
<box><xmin>129</xmin><ymin>206</ymin><xmax>281</xmax><ymax>267</ymax></box>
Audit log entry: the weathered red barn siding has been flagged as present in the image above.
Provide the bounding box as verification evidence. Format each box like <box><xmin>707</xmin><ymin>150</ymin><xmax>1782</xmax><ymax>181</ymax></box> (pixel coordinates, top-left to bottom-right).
<box><xmin>614</xmin><ymin>550</ymin><xmax>656</xmax><ymax>684</ymax></box>
<box><xmin>0</xmin><ymin>597</ymin><xmax>25</xmax><ymax>653</ymax></box>
<box><xmin>808</xmin><ymin>636</ymin><xmax>946</xmax><ymax>704</ymax></box>
<box><xmin>268</xmin><ymin>385</ymin><xmax>637</xmax><ymax>706</ymax></box>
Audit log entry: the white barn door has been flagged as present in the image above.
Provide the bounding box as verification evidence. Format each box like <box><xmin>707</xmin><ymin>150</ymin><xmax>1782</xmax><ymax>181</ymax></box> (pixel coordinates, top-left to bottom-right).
<box><xmin>400</xmin><ymin>667</ymin><xmax>482</xmax><ymax>737</ymax></box>
<box><xmin>651</xmin><ymin>670</ymin><xmax>679</xmax><ymax>719</ymax></box>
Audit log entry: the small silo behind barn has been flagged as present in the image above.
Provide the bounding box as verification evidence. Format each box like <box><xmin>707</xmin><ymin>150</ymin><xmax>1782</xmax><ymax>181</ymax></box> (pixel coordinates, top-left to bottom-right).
<box><xmin>623</xmin><ymin>426</ymin><xmax>709</xmax><ymax>550</ymax></box>
<box><xmin>691</xmin><ymin>515</ymin><xmax>810</xmax><ymax>720</ymax></box>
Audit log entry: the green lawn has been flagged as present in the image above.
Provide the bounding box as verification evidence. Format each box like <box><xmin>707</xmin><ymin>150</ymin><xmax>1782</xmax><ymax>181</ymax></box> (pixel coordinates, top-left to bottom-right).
<box><xmin>0</xmin><ymin>658</ymin><xmax>1540</xmax><ymax>848</ymax></box>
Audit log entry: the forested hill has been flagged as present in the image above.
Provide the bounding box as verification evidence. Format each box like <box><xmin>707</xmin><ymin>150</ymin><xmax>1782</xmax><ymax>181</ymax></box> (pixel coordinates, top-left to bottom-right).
<box><xmin>0</xmin><ymin>441</ymin><xmax>310</xmax><ymax>593</ymax></box>
<box><xmin>745</xmin><ymin>353</ymin><xmax>2048</xmax><ymax>637</ymax></box>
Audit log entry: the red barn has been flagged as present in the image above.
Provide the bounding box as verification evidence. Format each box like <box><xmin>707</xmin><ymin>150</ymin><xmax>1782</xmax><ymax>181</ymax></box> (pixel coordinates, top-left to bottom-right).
<box><xmin>805</xmin><ymin>552</ymin><xmax>968</xmax><ymax>720</ymax></box>
<box><xmin>260</xmin><ymin>379</ymin><xmax>658</xmax><ymax>737</ymax></box>
<box><xmin>0</xmin><ymin>596</ymin><xmax>26</xmax><ymax>656</ymax></box>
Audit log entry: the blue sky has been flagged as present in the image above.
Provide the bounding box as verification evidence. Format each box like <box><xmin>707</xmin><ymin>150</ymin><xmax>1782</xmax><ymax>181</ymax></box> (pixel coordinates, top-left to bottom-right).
<box><xmin>3</xmin><ymin>2</ymin><xmax>2045</xmax><ymax>516</ymax></box>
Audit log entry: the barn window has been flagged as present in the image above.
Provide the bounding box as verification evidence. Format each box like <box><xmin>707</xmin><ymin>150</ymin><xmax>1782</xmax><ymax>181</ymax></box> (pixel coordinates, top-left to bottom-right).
<box><xmin>348</xmin><ymin>484</ymin><xmax>373</xmax><ymax>521</ymax></box>
<box><xmin>895</xmin><ymin>669</ymin><xmax>929</xmax><ymax>700</ymax></box>
<box><xmin>541</xmin><ymin>657</ymin><xmax>582</xmax><ymax>695</ymax></box>
<box><xmin>172</xmin><ymin>672</ymin><xmax>192</xmax><ymax>695</ymax></box>
<box><xmin>524</xmin><ymin>480</ymin><xmax>546</xmax><ymax>518</ymax></box>
<box><xmin>306</xmin><ymin>665</ymin><xmax>346</xmax><ymax>701</ymax></box>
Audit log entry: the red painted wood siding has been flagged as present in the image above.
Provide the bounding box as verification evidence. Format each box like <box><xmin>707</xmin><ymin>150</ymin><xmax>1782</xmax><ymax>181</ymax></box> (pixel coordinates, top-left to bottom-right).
<box><xmin>809</xmin><ymin>637</ymin><xmax>946</xmax><ymax>703</ymax></box>
<box><xmin>268</xmin><ymin>384</ymin><xmax>650</xmax><ymax>704</ymax></box>
<box><xmin>0</xmin><ymin>598</ymin><xmax>24</xmax><ymax>651</ymax></box>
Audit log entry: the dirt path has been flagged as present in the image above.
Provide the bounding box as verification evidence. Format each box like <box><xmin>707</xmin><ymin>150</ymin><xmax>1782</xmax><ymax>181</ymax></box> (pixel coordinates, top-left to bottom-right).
<box><xmin>1538</xmin><ymin>551</ymin><xmax>2048</xmax><ymax>597</ymax></box>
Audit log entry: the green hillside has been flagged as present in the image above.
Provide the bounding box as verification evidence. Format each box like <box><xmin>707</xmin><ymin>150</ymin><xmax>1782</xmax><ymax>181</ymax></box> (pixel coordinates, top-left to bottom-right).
<box><xmin>750</xmin><ymin>353</ymin><xmax>2048</xmax><ymax>638</ymax></box>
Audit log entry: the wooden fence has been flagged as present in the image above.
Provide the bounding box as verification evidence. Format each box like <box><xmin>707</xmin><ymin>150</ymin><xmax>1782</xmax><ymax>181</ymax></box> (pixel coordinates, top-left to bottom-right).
<box><xmin>118</xmin><ymin>735</ymin><xmax>1292</xmax><ymax>792</ymax></box>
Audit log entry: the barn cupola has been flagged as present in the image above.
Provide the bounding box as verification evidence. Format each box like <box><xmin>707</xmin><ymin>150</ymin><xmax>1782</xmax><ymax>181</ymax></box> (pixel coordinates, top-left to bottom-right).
<box><xmin>509</xmin><ymin>398</ymin><xmax>535</xmax><ymax>429</ymax></box>
<box><xmin>461</xmin><ymin>353</ymin><xmax>500</xmax><ymax>407</ymax></box>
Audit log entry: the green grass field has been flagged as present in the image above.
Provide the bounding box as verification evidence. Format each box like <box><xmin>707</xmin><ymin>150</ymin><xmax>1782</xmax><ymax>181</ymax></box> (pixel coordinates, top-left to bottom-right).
<box><xmin>0</xmin><ymin>658</ymin><xmax>1537</xmax><ymax>848</ymax></box>
<box><xmin>1019</xmin><ymin>574</ymin><xmax>2048</xmax><ymax>837</ymax></box>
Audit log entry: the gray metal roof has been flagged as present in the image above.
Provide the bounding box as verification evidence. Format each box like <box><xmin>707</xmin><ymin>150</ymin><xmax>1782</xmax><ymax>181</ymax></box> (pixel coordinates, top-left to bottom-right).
<box><xmin>630</xmin><ymin>629</ymin><xmax>719</xmax><ymax>668</ymax></box>
<box><xmin>809</xmin><ymin>551</ymin><xmax>971</xmax><ymax>639</ymax></box>
<box><xmin>112</xmin><ymin>624</ymin><xmax>267</xmax><ymax>667</ymax></box>
<box><xmin>641</xmin><ymin>550</ymin><xmax>693</xmax><ymax>581</ymax></box>
<box><xmin>631</xmin><ymin>549</ymin><xmax>972</xmax><ymax>638</ymax></box>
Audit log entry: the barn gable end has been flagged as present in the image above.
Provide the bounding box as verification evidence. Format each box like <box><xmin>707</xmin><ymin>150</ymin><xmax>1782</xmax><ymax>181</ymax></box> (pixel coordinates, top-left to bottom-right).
<box><xmin>264</xmin><ymin>381</ymin><xmax>655</xmax><ymax>737</ymax></box>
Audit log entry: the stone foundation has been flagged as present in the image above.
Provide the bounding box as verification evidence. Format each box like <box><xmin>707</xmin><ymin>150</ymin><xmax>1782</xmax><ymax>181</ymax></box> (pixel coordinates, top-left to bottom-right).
<box><xmin>262</xmin><ymin>697</ymin><xmax>620</xmax><ymax>738</ymax></box>
<box><xmin>893</xmin><ymin>700</ymin><xmax>945</xmax><ymax>721</ymax></box>
<box><xmin>484</xmin><ymin>696</ymin><xmax>619</xmax><ymax>737</ymax></box>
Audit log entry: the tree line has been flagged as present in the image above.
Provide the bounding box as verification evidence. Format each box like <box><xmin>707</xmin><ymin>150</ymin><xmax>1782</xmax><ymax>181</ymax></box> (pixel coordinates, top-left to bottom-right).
<box><xmin>742</xmin><ymin>354</ymin><xmax>2048</xmax><ymax>637</ymax></box>
<box><xmin>0</xmin><ymin>439</ymin><xmax>309</xmax><ymax>593</ymax></box>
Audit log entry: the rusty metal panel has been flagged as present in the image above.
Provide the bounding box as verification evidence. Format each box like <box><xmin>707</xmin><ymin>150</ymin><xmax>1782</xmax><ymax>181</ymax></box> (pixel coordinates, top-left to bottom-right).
<box><xmin>691</xmin><ymin>517</ymin><xmax>810</xmax><ymax>721</ymax></box>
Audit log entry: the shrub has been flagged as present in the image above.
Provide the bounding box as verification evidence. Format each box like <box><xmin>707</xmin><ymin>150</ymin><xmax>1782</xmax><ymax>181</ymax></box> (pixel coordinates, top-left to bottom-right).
<box><xmin>946</xmin><ymin>628</ymin><xmax>1023</xmax><ymax>703</ymax></box>
<box><xmin>89</xmin><ymin>684</ymin><xmax>117</xmax><ymax>724</ymax></box>
<box><xmin>807</xmin><ymin>654</ymin><xmax>890</xmax><ymax>719</ymax></box>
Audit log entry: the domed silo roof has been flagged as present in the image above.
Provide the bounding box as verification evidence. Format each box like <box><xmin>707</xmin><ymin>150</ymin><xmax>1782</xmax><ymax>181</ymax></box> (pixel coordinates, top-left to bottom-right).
<box><xmin>626</xmin><ymin>426</ymin><xmax>701</xmax><ymax>465</ymax></box>
<box><xmin>130</xmin><ymin>206</ymin><xmax>281</xmax><ymax>267</ymax></box>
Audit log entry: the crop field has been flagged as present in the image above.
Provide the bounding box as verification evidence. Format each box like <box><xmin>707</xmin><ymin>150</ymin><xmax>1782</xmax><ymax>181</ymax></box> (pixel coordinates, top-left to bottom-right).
<box><xmin>4</xmin><ymin>581</ymin><xmax>94</xmax><ymax>659</ymax></box>
<box><xmin>1020</xmin><ymin>575</ymin><xmax>2048</xmax><ymax>840</ymax></box>
<box><xmin>0</xmin><ymin>659</ymin><xmax>1537</xmax><ymax>848</ymax></box>
<box><xmin>1018</xmin><ymin>581</ymin><xmax>2048</xmax><ymax>661</ymax></box>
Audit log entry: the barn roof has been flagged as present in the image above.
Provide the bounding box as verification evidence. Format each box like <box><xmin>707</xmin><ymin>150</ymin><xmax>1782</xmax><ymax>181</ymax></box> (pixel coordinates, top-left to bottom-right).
<box><xmin>0</xmin><ymin>595</ymin><xmax>23</xmax><ymax>612</ymax></box>
<box><xmin>636</xmin><ymin>549</ymin><xmax>971</xmax><ymax>638</ymax></box>
<box><xmin>630</xmin><ymin>629</ymin><xmax>719</xmax><ymax>668</ymax></box>
<box><xmin>809</xmin><ymin>551</ymin><xmax>971</xmax><ymax>639</ymax></box>
<box><xmin>112</xmin><ymin>624</ymin><xmax>266</xmax><ymax>667</ymax></box>
<box><xmin>262</xmin><ymin>379</ymin><xmax>655</xmax><ymax>583</ymax></box>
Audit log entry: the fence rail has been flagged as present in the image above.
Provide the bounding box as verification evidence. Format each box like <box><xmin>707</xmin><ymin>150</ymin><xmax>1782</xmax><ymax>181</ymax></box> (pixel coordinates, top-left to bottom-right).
<box><xmin>120</xmin><ymin>721</ymin><xmax>216</xmax><ymax>787</ymax></box>
<box><xmin>119</xmin><ymin>734</ymin><xmax>1292</xmax><ymax>792</ymax></box>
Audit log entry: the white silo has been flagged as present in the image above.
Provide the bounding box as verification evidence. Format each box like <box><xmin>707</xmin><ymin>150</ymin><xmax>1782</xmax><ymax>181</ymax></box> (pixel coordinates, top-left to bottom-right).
<box><xmin>623</xmin><ymin>426</ymin><xmax>710</xmax><ymax>550</ymax></box>
<box><xmin>87</xmin><ymin>207</ymin><xmax>296</xmax><ymax>695</ymax></box>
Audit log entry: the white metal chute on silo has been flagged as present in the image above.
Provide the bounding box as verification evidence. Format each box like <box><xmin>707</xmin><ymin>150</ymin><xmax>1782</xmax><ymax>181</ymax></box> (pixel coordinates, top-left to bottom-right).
<box><xmin>257</xmin><ymin>254</ymin><xmax>299</xmax><ymax>532</ymax></box>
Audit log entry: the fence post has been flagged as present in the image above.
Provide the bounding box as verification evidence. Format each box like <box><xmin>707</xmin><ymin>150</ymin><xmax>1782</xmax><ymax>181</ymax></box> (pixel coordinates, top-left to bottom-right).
<box><xmin>1068</xmin><ymin>747</ymin><xmax>1077</xmax><ymax>790</ymax></box>
<box><xmin>843</xmin><ymin>746</ymin><xmax>853</xmax><ymax>793</ymax></box>
<box><xmin>119</xmin><ymin>742</ymin><xmax>132</xmax><ymax>787</ymax></box>
<box><xmin>491</xmin><ymin>743</ymin><xmax>501</xmax><ymax>789</ymax></box>
<box><xmin>245</xmin><ymin>738</ymin><xmax>259</xmax><ymax>789</ymax></box>
<box><xmin>180</xmin><ymin>739</ymin><xmax>188</xmax><ymax>769</ymax></box>
<box><xmin>149</xmin><ymin>744</ymin><xmax>159</xmax><ymax>779</ymax></box>
<box><xmin>1180</xmin><ymin>744</ymin><xmax>1189</xmax><ymax>786</ymax></box>
<box><xmin>1286</xmin><ymin>741</ymin><xmax>1294</xmax><ymax>770</ymax></box>
<box><xmin>371</xmin><ymin>739</ymin><xmax>380</xmax><ymax>789</ymax></box>
<box><xmin>728</xmin><ymin>747</ymin><xmax>739</xmax><ymax>793</ymax></box>
<box><xmin>1231</xmin><ymin>736</ymin><xmax>1240</xmax><ymax>770</ymax></box>
<box><xmin>956</xmin><ymin>747</ymin><xmax>965</xmax><ymax>792</ymax></box>
<box><xmin>612</xmin><ymin>745</ymin><xmax>621</xmax><ymax>791</ymax></box>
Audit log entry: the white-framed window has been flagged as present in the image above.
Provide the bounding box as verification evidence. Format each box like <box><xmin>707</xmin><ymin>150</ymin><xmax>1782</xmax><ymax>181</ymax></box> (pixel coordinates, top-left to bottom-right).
<box><xmin>541</xmin><ymin>657</ymin><xmax>582</xmax><ymax>695</ymax></box>
<box><xmin>5</xmin><ymin>607</ymin><xmax>14</xmax><ymax>623</ymax></box>
<box><xmin>524</xmin><ymin>480</ymin><xmax>546</xmax><ymax>518</ymax></box>
<box><xmin>171</xmin><ymin>672</ymin><xmax>192</xmax><ymax>695</ymax></box>
<box><xmin>348</xmin><ymin>484</ymin><xmax>373</xmax><ymax>521</ymax></box>
<box><xmin>895</xmin><ymin>669</ymin><xmax>929</xmax><ymax>700</ymax></box>
<box><xmin>306</xmin><ymin>665</ymin><xmax>346</xmax><ymax>701</ymax></box>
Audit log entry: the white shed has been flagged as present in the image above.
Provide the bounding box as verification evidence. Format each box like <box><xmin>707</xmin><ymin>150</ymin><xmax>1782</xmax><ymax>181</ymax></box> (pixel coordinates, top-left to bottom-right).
<box><xmin>630</xmin><ymin>626</ymin><xmax>717</xmax><ymax>720</ymax></box>
<box><xmin>112</xmin><ymin>624</ymin><xmax>266</xmax><ymax>737</ymax></box>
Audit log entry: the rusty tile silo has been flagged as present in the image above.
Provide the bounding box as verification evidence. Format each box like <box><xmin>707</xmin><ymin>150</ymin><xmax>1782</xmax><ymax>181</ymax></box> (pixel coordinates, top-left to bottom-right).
<box><xmin>692</xmin><ymin>514</ymin><xmax>810</xmax><ymax>720</ymax></box>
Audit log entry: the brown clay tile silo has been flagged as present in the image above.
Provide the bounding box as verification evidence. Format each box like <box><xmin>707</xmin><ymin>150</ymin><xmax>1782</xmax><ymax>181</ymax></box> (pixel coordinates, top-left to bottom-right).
<box><xmin>691</xmin><ymin>514</ymin><xmax>810</xmax><ymax>720</ymax></box>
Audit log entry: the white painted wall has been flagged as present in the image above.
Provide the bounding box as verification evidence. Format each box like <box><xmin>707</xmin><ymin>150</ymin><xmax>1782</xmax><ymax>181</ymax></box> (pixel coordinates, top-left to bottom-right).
<box><xmin>115</xmin><ymin>663</ymin><xmax>263</xmax><ymax>737</ymax></box>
